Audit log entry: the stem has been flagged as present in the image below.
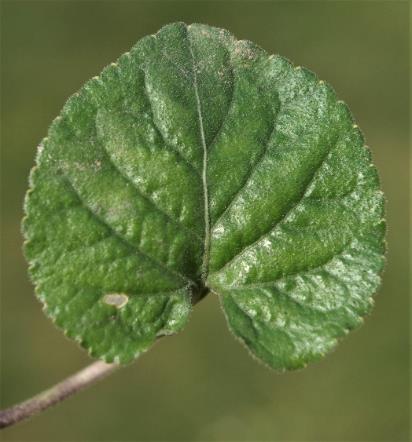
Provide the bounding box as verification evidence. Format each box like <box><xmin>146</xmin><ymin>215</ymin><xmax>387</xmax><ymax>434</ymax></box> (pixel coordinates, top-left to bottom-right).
<box><xmin>0</xmin><ymin>361</ymin><xmax>119</xmax><ymax>429</ymax></box>
<box><xmin>0</xmin><ymin>291</ymin><xmax>209</xmax><ymax>430</ymax></box>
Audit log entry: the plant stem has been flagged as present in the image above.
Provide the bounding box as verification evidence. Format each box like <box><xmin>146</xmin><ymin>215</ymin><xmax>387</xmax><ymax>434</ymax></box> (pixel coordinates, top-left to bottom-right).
<box><xmin>0</xmin><ymin>291</ymin><xmax>209</xmax><ymax>430</ymax></box>
<box><xmin>0</xmin><ymin>360</ymin><xmax>119</xmax><ymax>429</ymax></box>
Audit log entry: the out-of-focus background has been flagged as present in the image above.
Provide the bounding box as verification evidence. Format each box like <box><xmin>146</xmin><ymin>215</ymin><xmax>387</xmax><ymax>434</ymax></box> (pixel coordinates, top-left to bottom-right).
<box><xmin>0</xmin><ymin>1</ymin><xmax>409</xmax><ymax>441</ymax></box>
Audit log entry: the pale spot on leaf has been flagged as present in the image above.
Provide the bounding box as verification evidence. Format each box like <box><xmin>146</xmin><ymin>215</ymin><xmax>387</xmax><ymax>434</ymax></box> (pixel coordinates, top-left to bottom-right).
<box><xmin>102</xmin><ymin>293</ymin><xmax>129</xmax><ymax>309</ymax></box>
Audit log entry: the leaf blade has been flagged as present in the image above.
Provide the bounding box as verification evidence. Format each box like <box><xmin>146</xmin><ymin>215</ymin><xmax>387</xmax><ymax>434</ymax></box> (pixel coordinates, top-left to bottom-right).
<box><xmin>24</xmin><ymin>22</ymin><xmax>385</xmax><ymax>368</ymax></box>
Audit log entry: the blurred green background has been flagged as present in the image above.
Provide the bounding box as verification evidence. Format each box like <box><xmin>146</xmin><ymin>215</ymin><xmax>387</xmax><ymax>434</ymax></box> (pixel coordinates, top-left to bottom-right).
<box><xmin>0</xmin><ymin>1</ymin><xmax>409</xmax><ymax>441</ymax></box>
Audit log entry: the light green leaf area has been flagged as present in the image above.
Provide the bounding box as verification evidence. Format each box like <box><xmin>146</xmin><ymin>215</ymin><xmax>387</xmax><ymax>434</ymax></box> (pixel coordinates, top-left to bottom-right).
<box><xmin>24</xmin><ymin>22</ymin><xmax>385</xmax><ymax>368</ymax></box>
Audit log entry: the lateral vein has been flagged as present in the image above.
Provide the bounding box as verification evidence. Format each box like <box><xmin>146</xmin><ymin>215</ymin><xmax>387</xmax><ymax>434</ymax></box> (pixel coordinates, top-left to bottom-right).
<box><xmin>61</xmin><ymin>175</ymin><xmax>197</xmax><ymax>288</ymax></box>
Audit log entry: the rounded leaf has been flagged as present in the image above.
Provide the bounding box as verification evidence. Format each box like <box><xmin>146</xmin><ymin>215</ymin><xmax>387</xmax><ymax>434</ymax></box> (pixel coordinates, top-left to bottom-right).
<box><xmin>24</xmin><ymin>23</ymin><xmax>385</xmax><ymax>368</ymax></box>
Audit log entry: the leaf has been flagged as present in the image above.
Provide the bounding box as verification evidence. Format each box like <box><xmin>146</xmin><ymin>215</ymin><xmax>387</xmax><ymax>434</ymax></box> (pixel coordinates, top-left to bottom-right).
<box><xmin>23</xmin><ymin>22</ymin><xmax>385</xmax><ymax>369</ymax></box>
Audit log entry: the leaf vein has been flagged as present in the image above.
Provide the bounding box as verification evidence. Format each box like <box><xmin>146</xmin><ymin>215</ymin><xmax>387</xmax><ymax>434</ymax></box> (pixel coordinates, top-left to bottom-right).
<box><xmin>212</xmin><ymin>117</ymin><xmax>277</xmax><ymax>227</ymax></box>
<box><xmin>222</xmin><ymin>242</ymin><xmax>350</xmax><ymax>291</ymax></box>
<box><xmin>213</xmin><ymin>137</ymin><xmax>339</xmax><ymax>274</ymax></box>
<box><xmin>206</xmin><ymin>63</ymin><xmax>235</xmax><ymax>153</ymax></box>
<box><xmin>101</xmin><ymin>145</ymin><xmax>202</xmax><ymax>241</ymax></box>
<box><xmin>61</xmin><ymin>175</ymin><xmax>197</xmax><ymax>288</ymax></box>
<box><xmin>187</xmin><ymin>27</ymin><xmax>211</xmax><ymax>281</ymax></box>
<box><xmin>139</xmin><ymin>67</ymin><xmax>201</xmax><ymax>177</ymax></box>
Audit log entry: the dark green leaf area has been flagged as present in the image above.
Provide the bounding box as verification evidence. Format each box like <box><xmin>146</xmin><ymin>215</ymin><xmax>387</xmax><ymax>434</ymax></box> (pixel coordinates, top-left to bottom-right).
<box><xmin>24</xmin><ymin>23</ymin><xmax>385</xmax><ymax>368</ymax></box>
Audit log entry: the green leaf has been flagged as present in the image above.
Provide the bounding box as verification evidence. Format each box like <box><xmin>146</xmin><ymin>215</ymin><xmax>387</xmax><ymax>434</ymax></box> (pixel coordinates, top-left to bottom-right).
<box><xmin>23</xmin><ymin>22</ymin><xmax>385</xmax><ymax>368</ymax></box>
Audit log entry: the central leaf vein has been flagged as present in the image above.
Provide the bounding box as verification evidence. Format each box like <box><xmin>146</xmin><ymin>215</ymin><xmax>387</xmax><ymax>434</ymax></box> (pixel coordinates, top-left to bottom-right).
<box><xmin>187</xmin><ymin>28</ymin><xmax>210</xmax><ymax>282</ymax></box>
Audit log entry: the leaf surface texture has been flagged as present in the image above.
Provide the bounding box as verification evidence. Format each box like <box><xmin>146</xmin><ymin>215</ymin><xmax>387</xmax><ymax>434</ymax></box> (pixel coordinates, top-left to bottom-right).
<box><xmin>24</xmin><ymin>23</ymin><xmax>385</xmax><ymax>368</ymax></box>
